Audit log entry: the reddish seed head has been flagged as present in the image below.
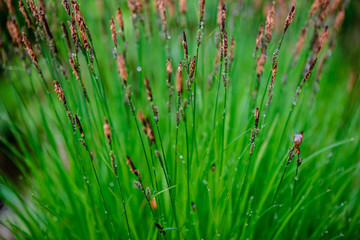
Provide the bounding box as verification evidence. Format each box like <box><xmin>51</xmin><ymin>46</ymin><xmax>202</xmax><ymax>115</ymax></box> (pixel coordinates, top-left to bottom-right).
<box><xmin>176</xmin><ymin>62</ymin><xmax>183</xmax><ymax>93</ymax></box>
<box><xmin>116</xmin><ymin>7</ymin><xmax>124</xmax><ymax>32</ymax></box>
<box><xmin>150</xmin><ymin>197</ymin><xmax>158</xmax><ymax>210</ymax></box>
<box><xmin>284</xmin><ymin>5</ymin><xmax>296</xmax><ymax>33</ymax></box>
<box><xmin>265</xmin><ymin>1</ymin><xmax>275</xmax><ymax>41</ymax></box>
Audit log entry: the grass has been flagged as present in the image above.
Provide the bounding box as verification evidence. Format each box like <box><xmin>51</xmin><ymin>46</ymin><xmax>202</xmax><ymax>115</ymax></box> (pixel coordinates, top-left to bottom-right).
<box><xmin>0</xmin><ymin>0</ymin><xmax>360</xmax><ymax>239</ymax></box>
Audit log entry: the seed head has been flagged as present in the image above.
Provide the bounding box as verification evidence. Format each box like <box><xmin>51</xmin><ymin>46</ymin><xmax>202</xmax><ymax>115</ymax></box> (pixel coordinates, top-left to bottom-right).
<box><xmin>270</xmin><ymin>61</ymin><xmax>278</xmax><ymax>89</ymax></box>
<box><xmin>69</xmin><ymin>15</ymin><xmax>79</xmax><ymax>47</ymax></box>
<box><xmin>223</xmin><ymin>29</ymin><xmax>228</xmax><ymax>58</ymax></box>
<box><xmin>27</xmin><ymin>0</ymin><xmax>39</xmax><ymax>24</ymax></box>
<box><xmin>284</xmin><ymin>5</ymin><xmax>296</xmax><ymax>33</ymax></box>
<box><xmin>6</xmin><ymin>18</ymin><xmax>22</xmax><ymax>46</ymax></box>
<box><xmin>180</xmin><ymin>0</ymin><xmax>187</xmax><ymax>14</ymax></box>
<box><xmin>134</xmin><ymin>181</ymin><xmax>143</xmax><ymax>190</ymax></box>
<box><xmin>294</xmin><ymin>27</ymin><xmax>308</xmax><ymax>57</ymax></box>
<box><xmin>62</xmin><ymin>0</ymin><xmax>71</xmax><ymax>15</ymax></box>
<box><xmin>254</xmin><ymin>107</ymin><xmax>259</xmax><ymax>130</ymax></box>
<box><xmin>217</xmin><ymin>0</ymin><xmax>224</xmax><ymax>29</ymax></box>
<box><xmin>182</xmin><ymin>31</ymin><xmax>188</xmax><ymax>59</ymax></box>
<box><xmin>176</xmin><ymin>62</ymin><xmax>183</xmax><ymax>94</ymax></box>
<box><xmin>314</xmin><ymin>26</ymin><xmax>329</xmax><ymax>55</ymax></box>
<box><xmin>145</xmin><ymin>187</ymin><xmax>151</xmax><ymax>201</ymax></box>
<box><xmin>144</xmin><ymin>77</ymin><xmax>153</xmax><ymax>102</ymax></box>
<box><xmin>19</xmin><ymin>0</ymin><xmax>34</xmax><ymax>29</ymax></box>
<box><xmin>126</xmin><ymin>156</ymin><xmax>142</xmax><ymax>181</ymax></box>
<box><xmin>254</xmin><ymin>23</ymin><xmax>263</xmax><ymax>55</ymax></box>
<box><xmin>334</xmin><ymin>5</ymin><xmax>345</xmax><ymax>32</ymax></box>
<box><xmin>74</xmin><ymin>114</ymin><xmax>85</xmax><ymax>138</ymax></box>
<box><xmin>5</xmin><ymin>0</ymin><xmax>15</xmax><ymax>14</ymax></box>
<box><xmin>256</xmin><ymin>54</ymin><xmax>265</xmax><ymax>76</ymax></box>
<box><xmin>110</xmin><ymin>17</ymin><xmax>118</xmax><ymax>48</ymax></box>
<box><xmin>54</xmin><ymin>81</ymin><xmax>66</xmax><ymax>106</ymax></box>
<box><xmin>265</xmin><ymin>1</ymin><xmax>275</xmax><ymax>41</ymax></box>
<box><xmin>117</xmin><ymin>53</ymin><xmax>127</xmax><ymax>84</ymax></box>
<box><xmin>22</xmin><ymin>33</ymin><xmax>39</xmax><ymax>69</ymax></box>
<box><xmin>103</xmin><ymin>117</ymin><xmax>111</xmax><ymax>146</ymax></box>
<box><xmin>189</xmin><ymin>55</ymin><xmax>197</xmax><ymax>83</ymax></box>
<box><xmin>309</xmin><ymin>0</ymin><xmax>321</xmax><ymax>17</ymax></box>
<box><xmin>116</xmin><ymin>7</ymin><xmax>124</xmax><ymax>32</ymax></box>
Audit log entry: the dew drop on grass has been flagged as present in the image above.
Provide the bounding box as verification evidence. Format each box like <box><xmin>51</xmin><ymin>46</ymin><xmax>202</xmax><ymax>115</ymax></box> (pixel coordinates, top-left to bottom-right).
<box><xmin>203</xmin><ymin>179</ymin><xmax>208</xmax><ymax>185</ymax></box>
<box><xmin>180</xmin><ymin>155</ymin><xmax>183</xmax><ymax>159</ymax></box>
<box><xmin>341</xmin><ymin>202</ymin><xmax>344</xmax><ymax>206</ymax></box>
<box><xmin>109</xmin><ymin>182</ymin><xmax>114</xmax><ymax>187</ymax></box>
<box><xmin>105</xmin><ymin>211</ymin><xmax>108</xmax><ymax>214</ymax></box>
<box><xmin>136</xmin><ymin>66</ymin><xmax>142</xmax><ymax>72</ymax></box>
<box><xmin>295</xmin><ymin>176</ymin><xmax>298</xmax><ymax>181</ymax></box>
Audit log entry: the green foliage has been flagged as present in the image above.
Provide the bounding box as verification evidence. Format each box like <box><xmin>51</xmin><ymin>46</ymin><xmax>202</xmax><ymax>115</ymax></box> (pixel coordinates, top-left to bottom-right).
<box><xmin>0</xmin><ymin>0</ymin><xmax>359</xmax><ymax>239</ymax></box>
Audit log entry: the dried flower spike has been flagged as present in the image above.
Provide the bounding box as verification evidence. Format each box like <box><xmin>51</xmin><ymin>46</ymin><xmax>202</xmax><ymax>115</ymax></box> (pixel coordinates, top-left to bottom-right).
<box><xmin>254</xmin><ymin>23</ymin><xmax>263</xmax><ymax>55</ymax></box>
<box><xmin>54</xmin><ymin>81</ymin><xmax>66</xmax><ymax>106</ymax></box>
<box><xmin>19</xmin><ymin>0</ymin><xmax>34</xmax><ymax>29</ymax></box>
<box><xmin>62</xmin><ymin>0</ymin><xmax>71</xmax><ymax>15</ymax></box>
<box><xmin>74</xmin><ymin>114</ymin><xmax>85</xmax><ymax>138</ymax></box>
<box><xmin>116</xmin><ymin>7</ymin><xmax>124</xmax><ymax>32</ymax></box>
<box><xmin>189</xmin><ymin>55</ymin><xmax>197</xmax><ymax>82</ymax></box>
<box><xmin>144</xmin><ymin>77</ymin><xmax>153</xmax><ymax>102</ymax></box>
<box><xmin>110</xmin><ymin>17</ymin><xmax>118</xmax><ymax>48</ymax></box>
<box><xmin>180</xmin><ymin>0</ymin><xmax>187</xmax><ymax>14</ymax></box>
<box><xmin>284</xmin><ymin>5</ymin><xmax>296</xmax><ymax>33</ymax></box>
<box><xmin>22</xmin><ymin>33</ymin><xmax>39</xmax><ymax>70</ymax></box>
<box><xmin>117</xmin><ymin>53</ymin><xmax>128</xmax><ymax>84</ymax></box>
<box><xmin>103</xmin><ymin>117</ymin><xmax>111</xmax><ymax>146</ymax></box>
<box><xmin>182</xmin><ymin>31</ymin><xmax>188</xmax><ymax>59</ymax></box>
<box><xmin>126</xmin><ymin>156</ymin><xmax>142</xmax><ymax>181</ymax></box>
<box><xmin>265</xmin><ymin>1</ymin><xmax>275</xmax><ymax>41</ymax></box>
<box><xmin>176</xmin><ymin>62</ymin><xmax>183</xmax><ymax>94</ymax></box>
<box><xmin>6</xmin><ymin>18</ymin><xmax>22</xmax><ymax>46</ymax></box>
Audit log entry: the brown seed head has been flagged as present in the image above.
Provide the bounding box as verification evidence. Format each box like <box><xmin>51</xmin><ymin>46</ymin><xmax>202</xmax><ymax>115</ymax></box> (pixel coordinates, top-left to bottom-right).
<box><xmin>294</xmin><ymin>27</ymin><xmax>308</xmax><ymax>57</ymax></box>
<box><xmin>255</xmin><ymin>23</ymin><xmax>263</xmax><ymax>54</ymax></box>
<box><xmin>217</xmin><ymin>0</ymin><xmax>224</xmax><ymax>29</ymax></box>
<box><xmin>69</xmin><ymin>15</ymin><xmax>79</xmax><ymax>47</ymax></box>
<box><xmin>158</xmin><ymin>0</ymin><xmax>167</xmax><ymax>26</ymax></box>
<box><xmin>309</xmin><ymin>0</ymin><xmax>321</xmax><ymax>17</ymax></box>
<box><xmin>103</xmin><ymin>117</ymin><xmax>111</xmax><ymax>145</ymax></box>
<box><xmin>303</xmin><ymin>58</ymin><xmax>318</xmax><ymax>84</ymax></box>
<box><xmin>166</xmin><ymin>59</ymin><xmax>172</xmax><ymax>74</ymax></box>
<box><xmin>223</xmin><ymin>29</ymin><xmax>228</xmax><ymax>58</ymax></box>
<box><xmin>134</xmin><ymin>0</ymin><xmax>143</xmax><ymax>14</ymax></box>
<box><xmin>294</xmin><ymin>131</ymin><xmax>304</xmax><ymax>150</ymax></box>
<box><xmin>110</xmin><ymin>17</ymin><xmax>118</xmax><ymax>48</ymax></box>
<box><xmin>127</xmin><ymin>0</ymin><xmax>136</xmax><ymax>14</ymax></box>
<box><xmin>61</xmin><ymin>23</ymin><xmax>72</xmax><ymax>50</ymax></box>
<box><xmin>134</xmin><ymin>181</ymin><xmax>143</xmax><ymax>190</ymax></box>
<box><xmin>39</xmin><ymin>7</ymin><xmax>55</xmax><ymax>45</ymax></box>
<box><xmin>126</xmin><ymin>156</ymin><xmax>142</xmax><ymax>181</ymax></box>
<box><xmin>6</xmin><ymin>18</ymin><xmax>22</xmax><ymax>46</ymax></box>
<box><xmin>22</xmin><ymin>32</ymin><xmax>38</xmax><ymax>68</ymax></box>
<box><xmin>334</xmin><ymin>5</ymin><xmax>345</xmax><ymax>32</ymax></box>
<box><xmin>117</xmin><ymin>53</ymin><xmax>127</xmax><ymax>84</ymax></box>
<box><xmin>176</xmin><ymin>62</ymin><xmax>183</xmax><ymax>93</ymax></box>
<box><xmin>62</xmin><ymin>0</ymin><xmax>71</xmax><ymax>15</ymax></box>
<box><xmin>256</xmin><ymin>54</ymin><xmax>265</xmax><ymax>76</ymax></box>
<box><xmin>116</xmin><ymin>7</ymin><xmax>124</xmax><ymax>32</ymax></box>
<box><xmin>27</xmin><ymin>0</ymin><xmax>39</xmax><ymax>23</ymax></box>
<box><xmin>265</xmin><ymin>1</ymin><xmax>275</xmax><ymax>41</ymax></box>
<box><xmin>5</xmin><ymin>0</ymin><xmax>15</xmax><ymax>14</ymax></box>
<box><xmin>199</xmin><ymin>0</ymin><xmax>205</xmax><ymax>17</ymax></box>
<box><xmin>331</xmin><ymin>0</ymin><xmax>342</xmax><ymax>13</ymax></box>
<box><xmin>74</xmin><ymin>114</ymin><xmax>85</xmax><ymax>138</ymax></box>
<box><xmin>144</xmin><ymin>77</ymin><xmax>153</xmax><ymax>102</ymax></box>
<box><xmin>270</xmin><ymin>61</ymin><xmax>278</xmax><ymax>89</ymax></box>
<box><xmin>180</xmin><ymin>0</ymin><xmax>187</xmax><ymax>14</ymax></box>
<box><xmin>319</xmin><ymin>0</ymin><xmax>330</xmax><ymax>23</ymax></box>
<box><xmin>254</xmin><ymin>107</ymin><xmax>259</xmax><ymax>130</ymax></box>
<box><xmin>314</xmin><ymin>26</ymin><xmax>329</xmax><ymax>55</ymax></box>
<box><xmin>69</xmin><ymin>56</ymin><xmax>80</xmax><ymax>80</ymax></box>
<box><xmin>189</xmin><ymin>55</ymin><xmax>197</xmax><ymax>82</ymax></box>
<box><xmin>19</xmin><ymin>0</ymin><xmax>34</xmax><ymax>29</ymax></box>
<box><xmin>182</xmin><ymin>31</ymin><xmax>188</xmax><ymax>59</ymax></box>
<box><xmin>284</xmin><ymin>5</ymin><xmax>295</xmax><ymax>33</ymax></box>
<box><xmin>54</xmin><ymin>80</ymin><xmax>66</xmax><ymax>106</ymax></box>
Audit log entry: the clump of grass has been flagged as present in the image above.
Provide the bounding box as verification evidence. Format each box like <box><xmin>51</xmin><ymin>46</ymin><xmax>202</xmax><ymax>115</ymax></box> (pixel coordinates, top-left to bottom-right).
<box><xmin>0</xmin><ymin>0</ymin><xmax>359</xmax><ymax>239</ymax></box>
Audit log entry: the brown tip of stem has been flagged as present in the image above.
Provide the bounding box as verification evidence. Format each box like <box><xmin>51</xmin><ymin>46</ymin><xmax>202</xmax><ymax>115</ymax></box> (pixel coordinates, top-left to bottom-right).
<box><xmin>103</xmin><ymin>117</ymin><xmax>111</xmax><ymax>146</ymax></box>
